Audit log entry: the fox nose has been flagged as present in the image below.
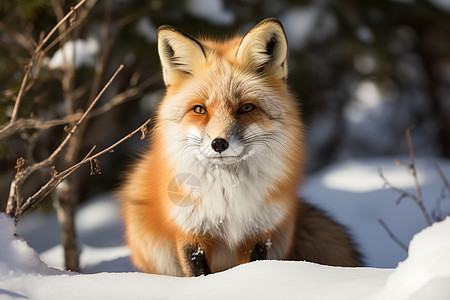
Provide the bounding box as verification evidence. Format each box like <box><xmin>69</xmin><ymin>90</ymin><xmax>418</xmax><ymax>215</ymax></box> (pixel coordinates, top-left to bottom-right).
<box><xmin>211</xmin><ymin>138</ymin><xmax>229</xmax><ymax>153</ymax></box>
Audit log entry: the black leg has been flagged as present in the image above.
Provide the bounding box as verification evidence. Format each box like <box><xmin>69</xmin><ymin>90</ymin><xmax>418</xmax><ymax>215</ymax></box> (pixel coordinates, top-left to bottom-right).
<box><xmin>249</xmin><ymin>242</ymin><xmax>267</xmax><ymax>262</ymax></box>
<box><xmin>183</xmin><ymin>243</ymin><xmax>211</xmax><ymax>276</ymax></box>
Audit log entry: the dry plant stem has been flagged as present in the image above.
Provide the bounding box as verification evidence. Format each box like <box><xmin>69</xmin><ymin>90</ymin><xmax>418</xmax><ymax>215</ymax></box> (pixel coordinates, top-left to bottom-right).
<box><xmin>405</xmin><ymin>127</ymin><xmax>432</xmax><ymax>226</ymax></box>
<box><xmin>434</xmin><ymin>161</ymin><xmax>450</xmax><ymax>220</ymax></box>
<box><xmin>378</xmin><ymin>219</ymin><xmax>408</xmax><ymax>252</ymax></box>
<box><xmin>0</xmin><ymin>74</ymin><xmax>157</xmax><ymax>139</ymax></box>
<box><xmin>89</xmin><ymin>0</ymin><xmax>112</xmax><ymax>102</ymax></box>
<box><xmin>34</xmin><ymin>0</ymin><xmax>87</xmax><ymax>54</ymax></box>
<box><xmin>434</xmin><ymin>161</ymin><xmax>450</xmax><ymax>193</ymax></box>
<box><xmin>379</xmin><ymin>165</ymin><xmax>431</xmax><ymax>226</ymax></box>
<box><xmin>5</xmin><ymin>65</ymin><xmax>124</xmax><ymax>217</ymax></box>
<box><xmin>10</xmin><ymin>66</ymin><xmax>31</xmax><ymax>123</ymax></box>
<box><xmin>4</xmin><ymin>0</ymin><xmax>87</xmax><ymax>130</ymax></box>
<box><xmin>14</xmin><ymin>118</ymin><xmax>151</xmax><ymax>222</ymax></box>
<box><xmin>378</xmin><ymin>126</ymin><xmax>434</xmax><ymax>251</ymax></box>
<box><xmin>378</xmin><ymin>169</ymin><xmax>413</xmax><ymax>205</ymax></box>
<box><xmin>41</xmin><ymin>17</ymin><xmax>86</xmax><ymax>57</ymax></box>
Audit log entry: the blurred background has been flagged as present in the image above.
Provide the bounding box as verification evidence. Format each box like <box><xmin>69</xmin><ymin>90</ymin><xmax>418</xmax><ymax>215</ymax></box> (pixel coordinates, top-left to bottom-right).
<box><xmin>1</xmin><ymin>0</ymin><xmax>449</xmax><ymax>222</ymax></box>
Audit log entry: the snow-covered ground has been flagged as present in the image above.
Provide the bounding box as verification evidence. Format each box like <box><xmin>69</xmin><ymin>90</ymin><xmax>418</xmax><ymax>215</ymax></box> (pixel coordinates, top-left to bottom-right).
<box><xmin>1</xmin><ymin>157</ymin><xmax>450</xmax><ymax>299</ymax></box>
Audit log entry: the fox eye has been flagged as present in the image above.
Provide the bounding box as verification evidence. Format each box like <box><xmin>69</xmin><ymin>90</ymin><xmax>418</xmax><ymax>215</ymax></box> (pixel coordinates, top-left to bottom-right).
<box><xmin>193</xmin><ymin>105</ymin><xmax>207</xmax><ymax>114</ymax></box>
<box><xmin>238</xmin><ymin>103</ymin><xmax>255</xmax><ymax>114</ymax></box>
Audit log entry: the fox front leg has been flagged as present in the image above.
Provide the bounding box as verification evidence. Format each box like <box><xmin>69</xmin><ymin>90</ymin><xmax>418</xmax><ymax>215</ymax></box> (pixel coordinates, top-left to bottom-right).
<box><xmin>249</xmin><ymin>241</ymin><xmax>268</xmax><ymax>262</ymax></box>
<box><xmin>238</xmin><ymin>240</ymin><xmax>269</xmax><ymax>264</ymax></box>
<box><xmin>179</xmin><ymin>243</ymin><xmax>211</xmax><ymax>277</ymax></box>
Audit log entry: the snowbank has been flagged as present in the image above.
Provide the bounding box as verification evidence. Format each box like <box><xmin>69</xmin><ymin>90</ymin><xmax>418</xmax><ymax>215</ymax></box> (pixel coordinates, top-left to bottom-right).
<box><xmin>2</xmin><ymin>157</ymin><xmax>450</xmax><ymax>299</ymax></box>
<box><xmin>2</xmin><ymin>213</ymin><xmax>450</xmax><ymax>299</ymax></box>
<box><xmin>381</xmin><ymin>219</ymin><xmax>450</xmax><ymax>300</ymax></box>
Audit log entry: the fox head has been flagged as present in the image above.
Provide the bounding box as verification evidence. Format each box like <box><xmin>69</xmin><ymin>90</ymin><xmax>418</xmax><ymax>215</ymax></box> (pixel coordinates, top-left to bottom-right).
<box><xmin>155</xmin><ymin>18</ymin><xmax>304</xmax><ymax>182</ymax></box>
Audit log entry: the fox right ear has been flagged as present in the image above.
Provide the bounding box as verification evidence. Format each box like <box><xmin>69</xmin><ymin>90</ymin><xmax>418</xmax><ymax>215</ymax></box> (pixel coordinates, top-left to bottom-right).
<box><xmin>237</xmin><ymin>18</ymin><xmax>288</xmax><ymax>80</ymax></box>
<box><xmin>157</xmin><ymin>26</ymin><xmax>206</xmax><ymax>86</ymax></box>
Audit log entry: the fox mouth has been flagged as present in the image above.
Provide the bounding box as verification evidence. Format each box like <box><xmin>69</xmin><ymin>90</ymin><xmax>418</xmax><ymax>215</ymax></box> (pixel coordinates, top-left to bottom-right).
<box><xmin>198</xmin><ymin>150</ymin><xmax>255</xmax><ymax>166</ymax></box>
<box><xmin>209</xmin><ymin>156</ymin><xmax>239</xmax><ymax>165</ymax></box>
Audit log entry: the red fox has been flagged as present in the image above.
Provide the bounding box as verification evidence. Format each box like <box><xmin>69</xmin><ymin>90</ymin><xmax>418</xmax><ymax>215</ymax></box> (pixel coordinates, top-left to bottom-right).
<box><xmin>120</xmin><ymin>18</ymin><xmax>362</xmax><ymax>277</ymax></box>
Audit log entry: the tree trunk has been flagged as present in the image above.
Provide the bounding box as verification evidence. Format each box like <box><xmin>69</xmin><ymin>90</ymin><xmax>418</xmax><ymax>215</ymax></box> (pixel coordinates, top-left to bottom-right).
<box><xmin>53</xmin><ymin>177</ymin><xmax>80</xmax><ymax>272</ymax></box>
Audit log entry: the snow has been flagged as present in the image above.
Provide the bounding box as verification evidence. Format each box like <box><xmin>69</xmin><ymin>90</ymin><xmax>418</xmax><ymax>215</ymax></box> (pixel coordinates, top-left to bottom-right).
<box><xmin>303</xmin><ymin>157</ymin><xmax>450</xmax><ymax>268</ymax></box>
<box><xmin>353</xmin><ymin>54</ymin><xmax>376</xmax><ymax>74</ymax></box>
<box><xmin>281</xmin><ymin>6</ymin><xmax>320</xmax><ymax>51</ymax></box>
<box><xmin>46</xmin><ymin>37</ymin><xmax>99</xmax><ymax>69</ymax></box>
<box><xmin>281</xmin><ymin>0</ymin><xmax>331</xmax><ymax>51</ymax></box>
<box><xmin>356</xmin><ymin>26</ymin><xmax>375</xmax><ymax>43</ymax></box>
<box><xmin>136</xmin><ymin>17</ymin><xmax>157</xmax><ymax>43</ymax></box>
<box><xmin>381</xmin><ymin>219</ymin><xmax>450</xmax><ymax>299</ymax></box>
<box><xmin>1</xmin><ymin>157</ymin><xmax>450</xmax><ymax>299</ymax></box>
<box><xmin>428</xmin><ymin>0</ymin><xmax>450</xmax><ymax>11</ymax></box>
<box><xmin>186</xmin><ymin>0</ymin><xmax>235</xmax><ymax>25</ymax></box>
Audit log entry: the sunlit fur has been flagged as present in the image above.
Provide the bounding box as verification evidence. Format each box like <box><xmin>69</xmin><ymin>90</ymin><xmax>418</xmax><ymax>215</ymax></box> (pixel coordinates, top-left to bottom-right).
<box><xmin>120</xmin><ymin>18</ymin><xmax>361</xmax><ymax>277</ymax></box>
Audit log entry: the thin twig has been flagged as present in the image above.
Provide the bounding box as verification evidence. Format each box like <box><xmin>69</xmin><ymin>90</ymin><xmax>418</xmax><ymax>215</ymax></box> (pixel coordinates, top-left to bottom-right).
<box><xmin>378</xmin><ymin>168</ymin><xmax>417</xmax><ymax>205</ymax></box>
<box><xmin>72</xmin><ymin>65</ymin><xmax>123</xmax><ymax>132</ymax></box>
<box><xmin>433</xmin><ymin>161</ymin><xmax>450</xmax><ymax>221</ymax></box>
<box><xmin>378</xmin><ymin>219</ymin><xmax>408</xmax><ymax>252</ymax></box>
<box><xmin>42</xmin><ymin>64</ymin><xmax>123</xmax><ymax>161</ymax></box>
<box><xmin>381</xmin><ymin>127</ymin><xmax>432</xmax><ymax>225</ymax></box>
<box><xmin>378</xmin><ymin>126</ymin><xmax>434</xmax><ymax>248</ymax></box>
<box><xmin>0</xmin><ymin>74</ymin><xmax>157</xmax><ymax>139</ymax></box>
<box><xmin>35</xmin><ymin>0</ymin><xmax>87</xmax><ymax>54</ymax></box>
<box><xmin>10</xmin><ymin>66</ymin><xmax>32</xmax><ymax>123</ymax></box>
<box><xmin>5</xmin><ymin>64</ymin><xmax>124</xmax><ymax>216</ymax></box>
<box><xmin>434</xmin><ymin>161</ymin><xmax>450</xmax><ymax>193</ymax></box>
<box><xmin>88</xmin><ymin>0</ymin><xmax>112</xmax><ymax>103</ymax></box>
<box><xmin>14</xmin><ymin>118</ymin><xmax>151</xmax><ymax>221</ymax></box>
<box><xmin>60</xmin><ymin>118</ymin><xmax>151</xmax><ymax>178</ymax></box>
<box><xmin>41</xmin><ymin>17</ymin><xmax>86</xmax><ymax>57</ymax></box>
<box><xmin>6</xmin><ymin>0</ymin><xmax>88</xmax><ymax>128</ymax></box>
<box><xmin>405</xmin><ymin>126</ymin><xmax>432</xmax><ymax>225</ymax></box>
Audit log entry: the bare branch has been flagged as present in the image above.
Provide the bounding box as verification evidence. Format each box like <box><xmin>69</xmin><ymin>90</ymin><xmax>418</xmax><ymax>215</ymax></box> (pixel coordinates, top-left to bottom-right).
<box><xmin>35</xmin><ymin>0</ymin><xmax>88</xmax><ymax>54</ymax></box>
<box><xmin>433</xmin><ymin>161</ymin><xmax>450</xmax><ymax>221</ymax></box>
<box><xmin>41</xmin><ymin>16</ymin><xmax>87</xmax><ymax>57</ymax></box>
<box><xmin>378</xmin><ymin>167</ymin><xmax>417</xmax><ymax>204</ymax></box>
<box><xmin>88</xmin><ymin>75</ymin><xmax>159</xmax><ymax>118</ymax></box>
<box><xmin>14</xmin><ymin>118</ymin><xmax>151</xmax><ymax>221</ymax></box>
<box><xmin>6</xmin><ymin>64</ymin><xmax>124</xmax><ymax>217</ymax></box>
<box><xmin>0</xmin><ymin>74</ymin><xmax>157</xmax><ymax>140</ymax></box>
<box><xmin>378</xmin><ymin>219</ymin><xmax>408</xmax><ymax>252</ymax></box>
<box><xmin>378</xmin><ymin>126</ymin><xmax>432</xmax><ymax>228</ymax></box>
<box><xmin>4</xmin><ymin>0</ymin><xmax>88</xmax><ymax>130</ymax></box>
<box><xmin>434</xmin><ymin>161</ymin><xmax>450</xmax><ymax>194</ymax></box>
<box><xmin>70</xmin><ymin>65</ymin><xmax>124</xmax><ymax>133</ymax></box>
<box><xmin>10</xmin><ymin>65</ymin><xmax>32</xmax><ymax>123</ymax></box>
<box><xmin>88</xmin><ymin>0</ymin><xmax>112</xmax><ymax>103</ymax></box>
<box><xmin>404</xmin><ymin>126</ymin><xmax>431</xmax><ymax>225</ymax></box>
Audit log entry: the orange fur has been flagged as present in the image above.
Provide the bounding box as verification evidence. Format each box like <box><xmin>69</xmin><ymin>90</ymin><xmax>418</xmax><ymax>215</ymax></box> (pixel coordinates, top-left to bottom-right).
<box><xmin>119</xmin><ymin>18</ymin><xmax>361</xmax><ymax>277</ymax></box>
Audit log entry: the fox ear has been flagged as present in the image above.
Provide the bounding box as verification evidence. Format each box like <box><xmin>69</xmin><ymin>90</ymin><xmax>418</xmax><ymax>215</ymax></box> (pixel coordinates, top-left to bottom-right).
<box><xmin>157</xmin><ymin>26</ymin><xmax>206</xmax><ymax>86</ymax></box>
<box><xmin>237</xmin><ymin>18</ymin><xmax>288</xmax><ymax>80</ymax></box>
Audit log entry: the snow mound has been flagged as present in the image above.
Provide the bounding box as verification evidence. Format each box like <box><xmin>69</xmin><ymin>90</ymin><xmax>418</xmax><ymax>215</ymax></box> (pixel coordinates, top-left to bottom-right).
<box><xmin>382</xmin><ymin>217</ymin><xmax>450</xmax><ymax>300</ymax></box>
<box><xmin>0</xmin><ymin>214</ymin><xmax>62</xmax><ymax>281</ymax></box>
<box><xmin>2</xmin><ymin>212</ymin><xmax>450</xmax><ymax>299</ymax></box>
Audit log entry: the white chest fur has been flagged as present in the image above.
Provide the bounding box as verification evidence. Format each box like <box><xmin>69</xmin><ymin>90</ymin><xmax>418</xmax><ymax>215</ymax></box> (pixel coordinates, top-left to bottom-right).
<box><xmin>170</xmin><ymin>163</ymin><xmax>287</xmax><ymax>248</ymax></box>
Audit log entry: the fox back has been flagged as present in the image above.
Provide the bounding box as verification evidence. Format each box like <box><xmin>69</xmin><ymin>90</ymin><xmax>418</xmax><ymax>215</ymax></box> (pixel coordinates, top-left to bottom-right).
<box><xmin>120</xmin><ymin>18</ymin><xmax>361</xmax><ymax>277</ymax></box>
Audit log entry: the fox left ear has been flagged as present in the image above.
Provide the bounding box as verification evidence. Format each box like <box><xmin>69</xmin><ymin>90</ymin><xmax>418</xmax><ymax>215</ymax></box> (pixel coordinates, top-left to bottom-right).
<box><xmin>158</xmin><ymin>25</ymin><xmax>206</xmax><ymax>86</ymax></box>
<box><xmin>237</xmin><ymin>18</ymin><xmax>288</xmax><ymax>80</ymax></box>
